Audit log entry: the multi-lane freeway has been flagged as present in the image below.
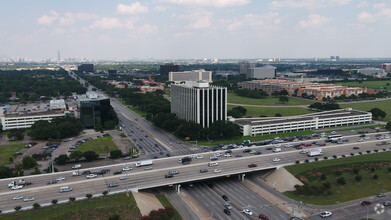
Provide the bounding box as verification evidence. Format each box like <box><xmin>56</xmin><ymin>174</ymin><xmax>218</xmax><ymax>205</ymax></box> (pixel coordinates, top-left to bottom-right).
<box><xmin>0</xmin><ymin>132</ymin><xmax>390</xmax><ymax>212</ymax></box>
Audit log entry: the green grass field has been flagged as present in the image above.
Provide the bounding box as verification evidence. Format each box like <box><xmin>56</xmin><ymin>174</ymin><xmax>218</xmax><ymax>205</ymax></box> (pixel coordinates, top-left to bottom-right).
<box><xmin>284</xmin><ymin>152</ymin><xmax>391</xmax><ymax>205</ymax></box>
<box><xmin>0</xmin><ymin>193</ymin><xmax>141</xmax><ymax>220</ymax></box>
<box><xmin>0</xmin><ymin>143</ymin><xmax>25</xmax><ymax>166</ymax></box>
<box><xmin>228</xmin><ymin>92</ymin><xmax>315</xmax><ymax>106</ymax></box>
<box><xmin>156</xmin><ymin>194</ymin><xmax>183</xmax><ymax>220</ymax></box>
<box><xmin>77</xmin><ymin>136</ymin><xmax>119</xmax><ymax>154</ymax></box>
<box><xmin>334</xmin><ymin>80</ymin><xmax>391</xmax><ymax>91</ymax></box>
<box><xmin>228</xmin><ymin>105</ymin><xmax>314</xmax><ymax>118</ymax></box>
<box><xmin>340</xmin><ymin>100</ymin><xmax>391</xmax><ymax>121</ymax></box>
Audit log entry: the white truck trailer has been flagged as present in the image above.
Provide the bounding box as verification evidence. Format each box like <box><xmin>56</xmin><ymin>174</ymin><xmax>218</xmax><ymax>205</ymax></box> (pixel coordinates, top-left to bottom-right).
<box><xmin>135</xmin><ymin>159</ymin><xmax>153</xmax><ymax>167</ymax></box>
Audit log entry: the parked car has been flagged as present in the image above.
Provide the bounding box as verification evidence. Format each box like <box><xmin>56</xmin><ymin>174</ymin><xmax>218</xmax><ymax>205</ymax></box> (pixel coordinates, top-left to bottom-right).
<box><xmin>377</xmin><ymin>193</ymin><xmax>386</xmax><ymax>197</ymax></box>
<box><xmin>319</xmin><ymin>211</ymin><xmax>332</xmax><ymax>218</ymax></box>
<box><xmin>224</xmin><ymin>202</ymin><xmax>232</xmax><ymax>210</ymax></box>
<box><xmin>243</xmin><ymin>209</ymin><xmax>253</xmax><ymax>215</ymax></box>
<box><xmin>222</xmin><ymin>195</ymin><xmax>229</xmax><ymax>201</ymax></box>
<box><xmin>383</xmin><ymin>201</ymin><xmax>391</xmax><ymax>206</ymax></box>
<box><xmin>224</xmin><ymin>208</ymin><xmax>231</xmax><ymax>215</ymax></box>
<box><xmin>361</xmin><ymin>200</ymin><xmax>372</xmax><ymax>206</ymax></box>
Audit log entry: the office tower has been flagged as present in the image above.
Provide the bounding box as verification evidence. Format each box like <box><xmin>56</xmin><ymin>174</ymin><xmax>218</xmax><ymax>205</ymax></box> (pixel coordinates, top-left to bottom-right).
<box><xmin>160</xmin><ymin>63</ymin><xmax>179</xmax><ymax>77</ymax></box>
<box><xmin>169</xmin><ymin>69</ymin><xmax>212</xmax><ymax>84</ymax></box>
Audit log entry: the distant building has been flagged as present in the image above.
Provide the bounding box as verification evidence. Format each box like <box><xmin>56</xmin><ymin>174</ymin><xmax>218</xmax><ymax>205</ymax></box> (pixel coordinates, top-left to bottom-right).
<box><xmin>239</xmin><ymin>62</ymin><xmax>256</xmax><ymax>75</ymax></box>
<box><xmin>49</xmin><ymin>99</ymin><xmax>66</xmax><ymax>110</ymax></box>
<box><xmin>108</xmin><ymin>69</ymin><xmax>117</xmax><ymax>76</ymax></box>
<box><xmin>169</xmin><ymin>69</ymin><xmax>212</xmax><ymax>84</ymax></box>
<box><xmin>171</xmin><ymin>81</ymin><xmax>227</xmax><ymax>127</ymax></box>
<box><xmin>160</xmin><ymin>63</ymin><xmax>179</xmax><ymax>77</ymax></box>
<box><xmin>78</xmin><ymin>64</ymin><xmax>94</xmax><ymax>73</ymax></box>
<box><xmin>78</xmin><ymin>92</ymin><xmax>110</xmax><ymax>129</ymax></box>
<box><xmin>380</xmin><ymin>63</ymin><xmax>391</xmax><ymax>72</ymax></box>
<box><xmin>316</xmin><ymin>69</ymin><xmax>344</xmax><ymax>75</ymax></box>
<box><xmin>0</xmin><ymin>102</ymin><xmax>66</xmax><ymax>130</ymax></box>
<box><xmin>358</xmin><ymin>68</ymin><xmax>385</xmax><ymax>77</ymax></box>
<box><xmin>232</xmin><ymin>109</ymin><xmax>372</xmax><ymax>136</ymax></box>
<box><xmin>246</xmin><ymin>65</ymin><xmax>276</xmax><ymax>79</ymax></box>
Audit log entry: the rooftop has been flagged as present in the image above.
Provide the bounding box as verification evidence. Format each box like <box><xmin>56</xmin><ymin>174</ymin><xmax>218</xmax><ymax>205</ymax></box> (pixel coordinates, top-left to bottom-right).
<box><xmin>78</xmin><ymin>92</ymin><xmax>108</xmax><ymax>102</ymax></box>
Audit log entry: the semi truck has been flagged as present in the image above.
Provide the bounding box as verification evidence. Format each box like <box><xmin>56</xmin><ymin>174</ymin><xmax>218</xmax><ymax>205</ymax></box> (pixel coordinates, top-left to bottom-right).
<box><xmin>308</xmin><ymin>149</ymin><xmax>323</xmax><ymax>157</ymax></box>
<box><xmin>179</xmin><ymin>156</ymin><xmax>192</xmax><ymax>164</ymax></box>
<box><xmin>8</xmin><ymin>179</ymin><xmax>31</xmax><ymax>188</ymax></box>
<box><xmin>135</xmin><ymin>159</ymin><xmax>153</xmax><ymax>167</ymax></box>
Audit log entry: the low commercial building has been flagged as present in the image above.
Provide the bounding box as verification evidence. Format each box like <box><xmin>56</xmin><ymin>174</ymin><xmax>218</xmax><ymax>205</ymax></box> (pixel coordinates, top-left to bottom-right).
<box><xmin>358</xmin><ymin>68</ymin><xmax>386</xmax><ymax>77</ymax></box>
<box><xmin>169</xmin><ymin>69</ymin><xmax>212</xmax><ymax>84</ymax></box>
<box><xmin>0</xmin><ymin>103</ymin><xmax>66</xmax><ymax>130</ymax></box>
<box><xmin>232</xmin><ymin>109</ymin><xmax>372</xmax><ymax>136</ymax></box>
<box><xmin>77</xmin><ymin>64</ymin><xmax>94</xmax><ymax>73</ymax></box>
<box><xmin>246</xmin><ymin>65</ymin><xmax>276</xmax><ymax>79</ymax></box>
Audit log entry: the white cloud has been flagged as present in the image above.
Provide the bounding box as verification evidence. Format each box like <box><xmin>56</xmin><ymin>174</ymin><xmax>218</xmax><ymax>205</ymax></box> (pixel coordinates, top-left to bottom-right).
<box><xmin>37</xmin><ymin>11</ymin><xmax>97</xmax><ymax>26</ymax></box>
<box><xmin>37</xmin><ymin>11</ymin><xmax>59</xmax><ymax>25</ymax></box>
<box><xmin>116</xmin><ymin>2</ymin><xmax>149</xmax><ymax>15</ymax></box>
<box><xmin>227</xmin><ymin>12</ymin><xmax>281</xmax><ymax>31</ymax></box>
<box><xmin>357</xmin><ymin>4</ymin><xmax>391</xmax><ymax>23</ymax></box>
<box><xmin>298</xmin><ymin>14</ymin><xmax>331</xmax><ymax>28</ymax></box>
<box><xmin>173</xmin><ymin>31</ymin><xmax>192</xmax><ymax>38</ymax></box>
<box><xmin>329</xmin><ymin>0</ymin><xmax>351</xmax><ymax>6</ymax></box>
<box><xmin>180</xmin><ymin>10</ymin><xmax>213</xmax><ymax>29</ymax></box>
<box><xmin>90</xmin><ymin>17</ymin><xmax>128</xmax><ymax>29</ymax></box>
<box><xmin>153</xmin><ymin>6</ymin><xmax>167</xmax><ymax>12</ymax></box>
<box><xmin>357</xmin><ymin>11</ymin><xmax>375</xmax><ymax>23</ymax></box>
<box><xmin>136</xmin><ymin>24</ymin><xmax>158</xmax><ymax>34</ymax></box>
<box><xmin>161</xmin><ymin>0</ymin><xmax>250</xmax><ymax>7</ymax></box>
<box><xmin>270</xmin><ymin>0</ymin><xmax>351</xmax><ymax>9</ymax></box>
<box><xmin>357</xmin><ymin>1</ymin><xmax>369</xmax><ymax>8</ymax></box>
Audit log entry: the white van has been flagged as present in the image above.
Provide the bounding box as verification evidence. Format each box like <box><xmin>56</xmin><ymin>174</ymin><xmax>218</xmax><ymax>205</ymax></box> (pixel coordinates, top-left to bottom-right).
<box><xmin>208</xmin><ymin>162</ymin><xmax>218</xmax><ymax>167</ymax></box>
<box><xmin>72</xmin><ymin>164</ymin><xmax>81</xmax><ymax>169</ymax></box>
<box><xmin>272</xmin><ymin>148</ymin><xmax>281</xmax><ymax>153</ymax></box>
<box><xmin>59</xmin><ymin>186</ymin><xmax>73</xmax><ymax>192</ymax></box>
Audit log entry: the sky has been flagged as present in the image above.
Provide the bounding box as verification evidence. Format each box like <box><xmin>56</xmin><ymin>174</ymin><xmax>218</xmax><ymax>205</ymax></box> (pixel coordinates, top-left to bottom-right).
<box><xmin>1</xmin><ymin>0</ymin><xmax>391</xmax><ymax>60</ymax></box>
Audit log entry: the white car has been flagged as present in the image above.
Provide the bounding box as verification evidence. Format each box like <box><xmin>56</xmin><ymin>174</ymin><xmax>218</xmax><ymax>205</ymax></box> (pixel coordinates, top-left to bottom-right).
<box><xmin>273</xmin><ymin>148</ymin><xmax>281</xmax><ymax>153</ymax></box>
<box><xmin>284</xmin><ymin>144</ymin><xmax>292</xmax><ymax>148</ymax></box>
<box><xmin>272</xmin><ymin>158</ymin><xmax>281</xmax><ymax>162</ymax></box>
<box><xmin>122</xmin><ymin>167</ymin><xmax>132</xmax><ymax>171</ymax></box>
<box><xmin>320</xmin><ymin>211</ymin><xmax>332</xmax><ymax>218</ymax></box>
<box><xmin>86</xmin><ymin>174</ymin><xmax>97</xmax><ymax>179</ymax></box>
<box><xmin>331</xmin><ymin>131</ymin><xmax>337</xmax><ymax>135</ymax></box>
<box><xmin>196</xmin><ymin>155</ymin><xmax>204</xmax><ymax>159</ymax></box>
<box><xmin>364</xmin><ymin>136</ymin><xmax>370</xmax><ymax>140</ymax></box>
<box><xmin>214</xmin><ymin>153</ymin><xmax>222</xmax><ymax>157</ymax></box>
<box><xmin>13</xmin><ymin>195</ymin><xmax>24</xmax><ymax>200</ymax></box>
<box><xmin>11</xmin><ymin>185</ymin><xmax>23</xmax><ymax>190</ymax></box>
<box><xmin>357</xmin><ymin>138</ymin><xmax>363</xmax><ymax>142</ymax></box>
<box><xmin>300</xmin><ymin>150</ymin><xmax>308</xmax><ymax>154</ymax></box>
<box><xmin>384</xmin><ymin>135</ymin><xmax>390</xmax><ymax>139</ymax></box>
<box><xmin>119</xmin><ymin>176</ymin><xmax>129</xmax><ymax>180</ymax></box>
<box><xmin>23</xmin><ymin>197</ymin><xmax>35</xmax><ymax>202</ymax></box>
<box><xmin>224</xmin><ymin>153</ymin><xmax>232</xmax><ymax>157</ymax></box>
<box><xmin>56</xmin><ymin>177</ymin><xmax>66</xmax><ymax>181</ymax></box>
<box><xmin>243</xmin><ymin>209</ymin><xmax>253</xmax><ymax>215</ymax></box>
<box><xmin>213</xmin><ymin>169</ymin><xmax>221</xmax><ymax>173</ymax></box>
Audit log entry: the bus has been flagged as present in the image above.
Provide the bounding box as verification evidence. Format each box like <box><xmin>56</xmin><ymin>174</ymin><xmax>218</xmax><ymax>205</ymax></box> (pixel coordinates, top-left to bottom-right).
<box><xmin>328</xmin><ymin>134</ymin><xmax>342</xmax><ymax>141</ymax></box>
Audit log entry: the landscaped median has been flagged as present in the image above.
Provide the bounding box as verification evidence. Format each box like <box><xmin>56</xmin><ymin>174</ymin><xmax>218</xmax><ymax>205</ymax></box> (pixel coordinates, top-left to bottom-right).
<box><xmin>284</xmin><ymin>152</ymin><xmax>391</xmax><ymax>205</ymax></box>
<box><xmin>76</xmin><ymin>136</ymin><xmax>119</xmax><ymax>154</ymax></box>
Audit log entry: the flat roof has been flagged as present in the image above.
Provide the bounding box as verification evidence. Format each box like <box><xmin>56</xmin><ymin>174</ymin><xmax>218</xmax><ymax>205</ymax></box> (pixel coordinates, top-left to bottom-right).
<box><xmin>234</xmin><ymin>109</ymin><xmax>371</xmax><ymax>126</ymax></box>
<box><xmin>4</xmin><ymin>110</ymin><xmax>65</xmax><ymax>118</ymax></box>
<box><xmin>78</xmin><ymin>92</ymin><xmax>108</xmax><ymax>102</ymax></box>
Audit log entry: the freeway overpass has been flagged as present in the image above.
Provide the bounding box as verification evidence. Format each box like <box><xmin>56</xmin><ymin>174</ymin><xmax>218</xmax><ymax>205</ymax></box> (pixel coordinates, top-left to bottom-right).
<box><xmin>0</xmin><ymin>133</ymin><xmax>390</xmax><ymax>213</ymax></box>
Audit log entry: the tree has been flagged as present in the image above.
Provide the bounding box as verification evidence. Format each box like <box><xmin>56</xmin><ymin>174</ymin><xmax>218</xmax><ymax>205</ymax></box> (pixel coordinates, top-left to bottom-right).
<box><xmin>83</xmin><ymin>150</ymin><xmax>98</xmax><ymax>161</ymax></box>
<box><xmin>174</xmin><ymin>121</ymin><xmax>202</xmax><ymax>140</ymax></box>
<box><xmin>32</xmin><ymin>203</ymin><xmax>41</xmax><ymax>209</ymax></box>
<box><xmin>108</xmin><ymin>214</ymin><xmax>120</xmax><ymax>220</ymax></box>
<box><xmin>275</xmin><ymin>113</ymin><xmax>282</xmax><ymax>117</ymax></box>
<box><xmin>110</xmin><ymin>150</ymin><xmax>123</xmax><ymax>159</ymax></box>
<box><xmin>322</xmin><ymin>182</ymin><xmax>331</xmax><ymax>189</ymax></box>
<box><xmin>320</xmin><ymin>174</ymin><xmax>326</xmax><ymax>180</ymax></box>
<box><xmin>86</xmin><ymin>194</ymin><xmax>93</xmax><ymax>199</ymax></box>
<box><xmin>51</xmin><ymin>199</ymin><xmax>58</xmax><ymax>205</ymax></box>
<box><xmin>70</xmin><ymin>151</ymin><xmax>83</xmax><ymax>161</ymax></box>
<box><xmin>0</xmin><ymin>165</ymin><xmax>14</xmax><ymax>179</ymax></box>
<box><xmin>55</xmin><ymin>154</ymin><xmax>69</xmax><ymax>165</ymax></box>
<box><xmin>336</xmin><ymin>177</ymin><xmax>346</xmax><ymax>185</ymax></box>
<box><xmin>279</xmin><ymin>96</ymin><xmax>289</xmax><ymax>104</ymax></box>
<box><xmin>373</xmin><ymin>174</ymin><xmax>379</xmax><ymax>180</ymax></box>
<box><xmin>103</xmin><ymin>191</ymin><xmax>108</xmax><ymax>196</ymax></box>
<box><xmin>22</xmin><ymin>156</ymin><xmax>37</xmax><ymax>169</ymax></box>
<box><xmin>385</xmin><ymin>122</ymin><xmax>391</xmax><ymax>131</ymax></box>
<box><xmin>369</xmin><ymin>108</ymin><xmax>386</xmax><ymax>120</ymax></box>
<box><xmin>69</xmin><ymin>197</ymin><xmax>76</xmax><ymax>202</ymax></box>
<box><xmin>355</xmin><ymin>175</ymin><xmax>362</xmax><ymax>181</ymax></box>
<box><xmin>280</xmin><ymin>90</ymin><xmax>288</xmax><ymax>96</ymax></box>
<box><xmin>14</xmin><ymin>206</ymin><xmax>22</xmax><ymax>212</ymax></box>
<box><xmin>7</xmin><ymin>129</ymin><xmax>24</xmax><ymax>141</ymax></box>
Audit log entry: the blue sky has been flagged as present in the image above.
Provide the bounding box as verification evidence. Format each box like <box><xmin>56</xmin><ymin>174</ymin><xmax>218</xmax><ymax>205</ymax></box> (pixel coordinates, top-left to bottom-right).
<box><xmin>1</xmin><ymin>0</ymin><xmax>391</xmax><ymax>60</ymax></box>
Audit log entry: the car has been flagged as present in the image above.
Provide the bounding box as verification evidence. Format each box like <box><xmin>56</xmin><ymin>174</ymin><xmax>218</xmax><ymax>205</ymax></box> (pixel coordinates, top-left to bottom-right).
<box><xmin>207</xmin><ymin>183</ymin><xmax>215</xmax><ymax>189</ymax></box>
<box><xmin>364</xmin><ymin>136</ymin><xmax>370</xmax><ymax>140</ymax></box>
<box><xmin>258</xmin><ymin>214</ymin><xmax>270</xmax><ymax>220</ymax></box>
<box><xmin>266</xmin><ymin>147</ymin><xmax>273</xmax><ymax>150</ymax></box>
<box><xmin>272</xmin><ymin>148</ymin><xmax>281</xmax><ymax>152</ymax></box>
<box><xmin>375</xmin><ymin>134</ymin><xmax>383</xmax><ymax>137</ymax></box>
<box><xmin>213</xmin><ymin>169</ymin><xmax>221</xmax><ymax>173</ymax></box>
<box><xmin>224</xmin><ymin>208</ymin><xmax>231</xmax><ymax>215</ymax></box>
<box><xmin>108</xmin><ymin>183</ymin><xmax>119</xmax><ymax>188</ymax></box>
<box><xmin>222</xmin><ymin>195</ymin><xmax>229</xmax><ymax>201</ymax></box>
<box><xmin>331</xmin><ymin>131</ymin><xmax>337</xmax><ymax>135</ymax></box>
<box><xmin>361</xmin><ymin>200</ymin><xmax>372</xmax><ymax>206</ymax></box>
<box><xmin>86</xmin><ymin>174</ymin><xmax>97</xmax><ymax>179</ymax></box>
<box><xmin>13</xmin><ymin>195</ymin><xmax>24</xmax><ymax>200</ymax></box>
<box><xmin>144</xmin><ymin>167</ymin><xmax>153</xmax><ymax>170</ymax></box>
<box><xmin>23</xmin><ymin>197</ymin><xmax>35</xmax><ymax>202</ymax></box>
<box><xmin>272</xmin><ymin>158</ymin><xmax>281</xmax><ymax>162</ymax></box>
<box><xmin>123</xmin><ymin>156</ymin><xmax>131</xmax><ymax>160</ymax></box>
<box><xmin>296</xmin><ymin>146</ymin><xmax>303</xmax><ymax>149</ymax></box>
<box><xmin>113</xmin><ymin>170</ymin><xmax>123</xmax><ymax>175</ymax></box>
<box><xmin>357</xmin><ymin>138</ymin><xmax>364</xmax><ymax>142</ymax></box>
<box><xmin>300</xmin><ymin>150</ymin><xmax>308</xmax><ymax>154</ymax></box>
<box><xmin>224</xmin><ymin>202</ymin><xmax>233</xmax><ymax>210</ymax></box>
<box><xmin>235</xmin><ymin>154</ymin><xmax>242</xmax><ymax>157</ymax></box>
<box><xmin>200</xmin><ymin>169</ymin><xmax>208</xmax><ymax>173</ymax></box>
<box><xmin>248</xmin><ymin>164</ymin><xmax>257</xmax><ymax>168</ymax></box>
<box><xmin>11</xmin><ymin>185</ymin><xmax>23</xmax><ymax>190</ymax></box>
<box><xmin>243</xmin><ymin>209</ymin><xmax>253</xmax><ymax>215</ymax></box>
<box><xmin>47</xmin><ymin>180</ymin><xmax>57</xmax><ymax>184</ymax></box>
<box><xmin>56</xmin><ymin>177</ymin><xmax>66</xmax><ymax>181</ymax></box>
<box><xmin>119</xmin><ymin>176</ymin><xmax>129</xmax><ymax>180</ymax></box>
<box><xmin>224</xmin><ymin>153</ymin><xmax>232</xmax><ymax>157</ymax></box>
<box><xmin>196</xmin><ymin>155</ymin><xmax>204</xmax><ymax>159</ymax></box>
<box><xmin>285</xmin><ymin>144</ymin><xmax>292</xmax><ymax>148</ymax></box>
<box><xmin>165</xmin><ymin>174</ymin><xmax>174</xmax><ymax>178</ymax></box>
<box><xmin>122</xmin><ymin>167</ymin><xmax>132</xmax><ymax>171</ymax></box>
<box><xmin>169</xmin><ymin>170</ymin><xmax>179</xmax><ymax>175</ymax></box>
<box><xmin>15</xmin><ymin>152</ymin><xmax>23</xmax><ymax>155</ymax></box>
<box><xmin>319</xmin><ymin>211</ymin><xmax>333</xmax><ymax>218</ymax></box>
<box><xmin>377</xmin><ymin>193</ymin><xmax>386</xmax><ymax>197</ymax></box>
<box><xmin>290</xmin><ymin>217</ymin><xmax>304</xmax><ymax>220</ymax></box>
<box><xmin>353</xmin><ymin>147</ymin><xmax>360</xmax><ymax>150</ymax></box>
<box><xmin>383</xmin><ymin>201</ymin><xmax>391</xmax><ymax>206</ymax></box>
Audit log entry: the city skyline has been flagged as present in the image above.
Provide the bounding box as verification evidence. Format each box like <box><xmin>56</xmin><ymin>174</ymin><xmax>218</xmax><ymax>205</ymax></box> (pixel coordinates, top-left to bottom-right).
<box><xmin>1</xmin><ymin>0</ymin><xmax>391</xmax><ymax>60</ymax></box>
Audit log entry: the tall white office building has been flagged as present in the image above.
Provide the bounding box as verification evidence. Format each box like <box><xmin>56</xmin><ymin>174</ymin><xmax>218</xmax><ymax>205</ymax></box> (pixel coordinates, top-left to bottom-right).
<box><xmin>171</xmin><ymin>81</ymin><xmax>227</xmax><ymax>127</ymax></box>
<box><xmin>169</xmin><ymin>69</ymin><xmax>212</xmax><ymax>84</ymax></box>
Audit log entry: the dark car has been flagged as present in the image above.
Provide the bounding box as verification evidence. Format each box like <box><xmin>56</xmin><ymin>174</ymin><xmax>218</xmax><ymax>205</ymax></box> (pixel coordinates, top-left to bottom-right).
<box><xmin>259</xmin><ymin>214</ymin><xmax>270</xmax><ymax>220</ymax></box>
<box><xmin>82</xmin><ymin>170</ymin><xmax>91</xmax><ymax>175</ymax></box>
<box><xmin>383</xmin><ymin>201</ymin><xmax>391</xmax><ymax>206</ymax></box>
<box><xmin>165</xmin><ymin>174</ymin><xmax>173</xmax><ymax>178</ymax></box>
<box><xmin>290</xmin><ymin>217</ymin><xmax>303</xmax><ymax>220</ymax></box>
<box><xmin>113</xmin><ymin>170</ymin><xmax>122</xmax><ymax>175</ymax></box>
<box><xmin>207</xmin><ymin>183</ymin><xmax>215</xmax><ymax>189</ymax></box>
<box><xmin>266</xmin><ymin>147</ymin><xmax>273</xmax><ymax>150</ymax></box>
<box><xmin>224</xmin><ymin>209</ymin><xmax>231</xmax><ymax>215</ymax></box>
<box><xmin>254</xmin><ymin>151</ymin><xmax>262</xmax><ymax>155</ymax></box>
<box><xmin>222</xmin><ymin>195</ymin><xmax>229</xmax><ymax>201</ymax></box>
<box><xmin>353</xmin><ymin>147</ymin><xmax>360</xmax><ymax>150</ymax></box>
<box><xmin>235</xmin><ymin>154</ymin><xmax>242</xmax><ymax>158</ymax></box>
<box><xmin>361</xmin><ymin>200</ymin><xmax>372</xmax><ymax>206</ymax></box>
<box><xmin>243</xmin><ymin>149</ymin><xmax>251</xmax><ymax>153</ymax></box>
<box><xmin>47</xmin><ymin>180</ymin><xmax>57</xmax><ymax>184</ymax></box>
<box><xmin>200</xmin><ymin>169</ymin><xmax>208</xmax><ymax>173</ymax></box>
<box><xmin>248</xmin><ymin>164</ymin><xmax>257</xmax><ymax>168</ymax></box>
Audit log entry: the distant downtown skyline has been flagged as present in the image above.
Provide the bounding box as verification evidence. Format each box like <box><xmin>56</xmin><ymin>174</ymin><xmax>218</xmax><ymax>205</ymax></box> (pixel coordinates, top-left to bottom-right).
<box><xmin>1</xmin><ymin>0</ymin><xmax>391</xmax><ymax>60</ymax></box>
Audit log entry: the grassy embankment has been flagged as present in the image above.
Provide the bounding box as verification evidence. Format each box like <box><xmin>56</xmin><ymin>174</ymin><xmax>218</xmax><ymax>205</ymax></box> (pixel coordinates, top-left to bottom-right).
<box><xmin>77</xmin><ymin>136</ymin><xmax>119</xmax><ymax>154</ymax></box>
<box><xmin>284</xmin><ymin>152</ymin><xmax>391</xmax><ymax>205</ymax></box>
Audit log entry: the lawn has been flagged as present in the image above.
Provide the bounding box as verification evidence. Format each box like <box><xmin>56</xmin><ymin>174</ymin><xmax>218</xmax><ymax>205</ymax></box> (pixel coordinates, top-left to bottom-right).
<box><xmin>228</xmin><ymin>105</ymin><xmax>314</xmax><ymax>118</ymax></box>
<box><xmin>340</xmin><ymin>100</ymin><xmax>391</xmax><ymax>121</ymax></box>
<box><xmin>334</xmin><ymin>80</ymin><xmax>391</xmax><ymax>91</ymax></box>
<box><xmin>0</xmin><ymin>143</ymin><xmax>25</xmax><ymax>166</ymax></box>
<box><xmin>156</xmin><ymin>194</ymin><xmax>183</xmax><ymax>220</ymax></box>
<box><xmin>228</xmin><ymin>92</ymin><xmax>315</xmax><ymax>106</ymax></box>
<box><xmin>284</xmin><ymin>152</ymin><xmax>391</xmax><ymax>205</ymax></box>
<box><xmin>77</xmin><ymin>136</ymin><xmax>119</xmax><ymax>154</ymax></box>
<box><xmin>120</xmin><ymin>101</ymin><xmax>147</xmax><ymax>117</ymax></box>
<box><xmin>0</xmin><ymin>193</ymin><xmax>141</xmax><ymax>220</ymax></box>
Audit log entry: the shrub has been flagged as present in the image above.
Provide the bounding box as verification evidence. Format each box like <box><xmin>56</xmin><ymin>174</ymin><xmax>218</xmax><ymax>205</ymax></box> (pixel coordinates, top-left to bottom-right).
<box><xmin>383</xmin><ymin>148</ymin><xmax>386</xmax><ymax>151</ymax></box>
<box><xmin>69</xmin><ymin>197</ymin><xmax>76</xmax><ymax>202</ymax></box>
<box><xmin>314</xmin><ymin>158</ymin><xmax>318</xmax><ymax>161</ymax></box>
<box><xmin>388</xmin><ymin>167</ymin><xmax>391</xmax><ymax>172</ymax></box>
<box><xmin>333</xmin><ymin>155</ymin><xmax>337</xmax><ymax>159</ymax></box>
<box><xmin>51</xmin><ymin>199</ymin><xmax>58</xmax><ymax>205</ymax></box>
<box><xmin>337</xmin><ymin>177</ymin><xmax>346</xmax><ymax>185</ymax></box>
<box><xmin>305</xmin><ymin>159</ymin><xmax>309</xmax><ymax>163</ymax></box>
<box><xmin>335</xmin><ymin>171</ymin><xmax>342</xmax><ymax>176</ymax></box>
<box><xmin>14</xmin><ymin>206</ymin><xmax>22</xmax><ymax>212</ymax></box>
<box><xmin>350</xmin><ymin>153</ymin><xmax>354</xmax><ymax>156</ymax></box>
<box><xmin>366</xmin><ymin>150</ymin><xmax>371</xmax><ymax>153</ymax></box>
<box><xmin>32</xmin><ymin>203</ymin><xmax>41</xmax><ymax>209</ymax></box>
<box><xmin>103</xmin><ymin>191</ymin><xmax>109</xmax><ymax>196</ymax></box>
<box><xmin>323</xmin><ymin>156</ymin><xmax>328</xmax><ymax>160</ymax></box>
<box><xmin>353</xmin><ymin>168</ymin><xmax>359</xmax><ymax>174</ymax></box>
<box><xmin>370</xmin><ymin>167</ymin><xmax>376</xmax><ymax>172</ymax></box>
<box><xmin>374</xmin><ymin>149</ymin><xmax>379</xmax><ymax>152</ymax></box>
<box><xmin>373</xmin><ymin>174</ymin><xmax>379</xmax><ymax>180</ymax></box>
<box><xmin>342</xmin><ymin>155</ymin><xmax>346</xmax><ymax>158</ymax></box>
<box><xmin>86</xmin><ymin>194</ymin><xmax>93</xmax><ymax>199</ymax></box>
<box><xmin>320</xmin><ymin>174</ymin><xmax>326</xmax><ymax>180</ymax></box>
<box><xmin>359</xmin><ymin>152</ymin><xmax>363</xmax><ymax>155</ymax></box>
<box><xmin>108</xmin><ymin>214</ymin><xmax>120</xmax><ymax>220</ymax></box>
<box><xmin>355</xmin><ymin>175</ymin><xmax>362</xmax><ymax>182</ymax></box>
<box><xmin>322</xmin><ymin>182</ymin><xmax>331</xmax><ymax>189</ymax></box>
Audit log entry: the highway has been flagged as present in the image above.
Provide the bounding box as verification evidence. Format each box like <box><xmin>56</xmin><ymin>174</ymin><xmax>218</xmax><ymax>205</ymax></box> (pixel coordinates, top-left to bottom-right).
<box><xmin>1</xmin><ymin>132</ymin><xmax>390</xmax><ymax>212</ymax></box>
